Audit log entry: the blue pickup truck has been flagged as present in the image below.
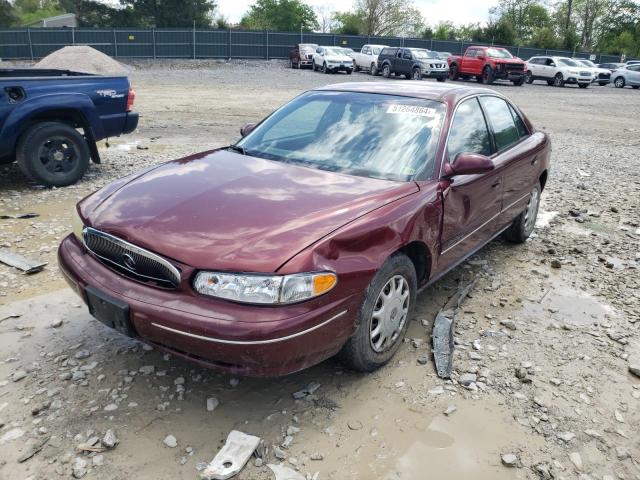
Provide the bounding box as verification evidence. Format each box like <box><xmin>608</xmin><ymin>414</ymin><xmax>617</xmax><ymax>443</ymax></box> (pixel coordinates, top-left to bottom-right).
<box><xmin>0</xmin><ymin>69</ymin><xmax>138</xmax><ymax>187</ymax></box>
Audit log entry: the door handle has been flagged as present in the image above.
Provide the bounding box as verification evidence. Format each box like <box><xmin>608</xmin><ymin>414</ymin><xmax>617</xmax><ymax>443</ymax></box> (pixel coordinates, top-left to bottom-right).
<box><xmin>491</xmin><ymin>179</ymin><xmax>502</xmax><ymax>188</ymax></box>
<box><xmin>531</xmin><ymin>156</ymin><xmax>538</xmax><ymax>165</ymax></box>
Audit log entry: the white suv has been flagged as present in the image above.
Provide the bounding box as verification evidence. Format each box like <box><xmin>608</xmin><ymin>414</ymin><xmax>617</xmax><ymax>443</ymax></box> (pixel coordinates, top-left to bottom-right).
<box><xmin>525</xmin><ymin>56</ymin><xmax>593</xmax><ymax>88</ymax></box>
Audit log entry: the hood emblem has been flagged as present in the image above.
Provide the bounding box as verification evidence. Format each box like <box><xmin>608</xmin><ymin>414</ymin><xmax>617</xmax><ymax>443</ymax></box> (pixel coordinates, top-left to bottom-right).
<box><xmin>122</xmin><ymin>253</ymin><xmax>137</xmax><ymax>271</ymax></box>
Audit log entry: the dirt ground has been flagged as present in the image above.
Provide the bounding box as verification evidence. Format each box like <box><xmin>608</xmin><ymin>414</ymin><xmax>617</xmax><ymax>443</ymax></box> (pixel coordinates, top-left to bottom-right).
<box><xmin>0</xmin><ymin>60</ymin><xmax>639</xmax><ymax>480</ymax></box>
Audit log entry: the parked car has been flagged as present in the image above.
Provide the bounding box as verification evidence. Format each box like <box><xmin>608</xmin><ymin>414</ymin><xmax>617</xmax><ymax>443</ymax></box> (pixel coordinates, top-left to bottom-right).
<box><xmin>525</xmin><ymin>56</ymin><xmax>592</xmax><ymax>88</ymax></box>
<box><xmin>59</xmin><ymin>82</ymin><xmax>550</xmax><ymax>377</ymax></box>
<box><xmin>435</xmin><ymin>52</ymin><xmax>452</xmax><ymax>61</ymax></box>
<box><xmin>351</xmin><ymin>44</ymin><xmax>388</xmax><ymax>75</ymax></box>
<box><xmin>625</xmin><ymin>60</ymin><xmax>640</xmax><ymax>65</ymax></box>
<box><xmin>376</xmin><ymin>47</ymin><xmax>448</xmax><ymax>81</ymax></box>
<box><xmin>0</xmin><ymin>68</ymin><xmax>138</xmax><ymax>187</ymax></box>
<box><xmin>312</xmin><ymin>46</ymin><xmax>354</xmax><ymax>74</ymax></box>
<box><xmin>611</xmin><ymin>64</ymin><xmax>640</xmax><ymax>88</ymax></box>
<box><xmin>448</xmin><ymin>46</ymin><xmax>526</xmax><ymax>85</ymax></box>
<box><xmin>597</xmin><ymin>62</ymin><xmax>624</xmax><ymax>72</ymax></box>
<box><xmin>289</xmin><ymin>43</ymin><xmax>318</xmax><ymax>69</ymax></box>
<box><xmin>572</xmin><ymin>58</ymin><xmax>612</xmax><ymax>85</ymax></box>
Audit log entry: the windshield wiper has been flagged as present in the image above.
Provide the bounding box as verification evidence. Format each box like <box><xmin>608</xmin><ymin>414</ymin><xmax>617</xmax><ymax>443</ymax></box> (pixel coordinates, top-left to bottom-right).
<box><xmin>228</xmin><ymin>144</ymin><xmax>246</xmax><ymax>155</ymax></box>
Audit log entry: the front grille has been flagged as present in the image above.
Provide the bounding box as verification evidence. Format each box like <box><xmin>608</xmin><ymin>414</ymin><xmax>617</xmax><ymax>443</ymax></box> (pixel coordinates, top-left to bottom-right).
<box><xmin>506</xmin><ymin>63</ymin><xmax>524</xmax><ymax>71</ymax></box>
<box><xmin>83</xmin><ymin>227</ymin><xmax>181</xmax><ymax>288</ymax></box>
<box><xmin>598</xmin><ymin>72</ymin><xmax>611</xmax><ymax>79</ymax></box>
<box><xmin>580</xmin><ymin>71</ymin><xmax>591</xmax><ymax>76</ymax></box>
<box><xmin>305</xmin><ymin>54</ymin><xmax>313</xmax><ymax>60</ymax></box>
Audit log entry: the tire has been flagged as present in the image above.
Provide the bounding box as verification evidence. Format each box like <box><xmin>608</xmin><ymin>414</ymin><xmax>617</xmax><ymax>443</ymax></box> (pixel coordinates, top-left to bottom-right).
<box><xmin>633</xmin><ymin>86</ymin><xmax>639</xmax><ymax>89</ymax></box>
<box><xmin>382</xmin><ymin>64</ymin><xmax>391</xmax><ymax>78</ymax></box>
<box><xmin>525</xmin><ymin>70</ymin><xmax>533</xmax><ymax>84</ymax></box>
<box><xmin>339</xmin><ymin>253</ymin><xmax>417</xmax><ymax>372</ymax></box>
<box><xmin>322</xmin><ymin>62</ymin><xmax>329</xmax><ymax>74</ymax></box>
<box><xmin>553</xmin><ymin>73</ymin><xmax>565</xmax><ymax>87</ymax></box>
<box><xmin>411</xmin><ymin>68</ymin><xmax>422</xmax><ymax>80</ymax></box>
<box><xmin>436</xmin><ymin>76</ymin><xmax>446</xmax><ymax>82</ymax></box>
<box><xmin>449</xmin><ymin>64</ymin><xmax>459</xmax><ymax>80</ymax></box>
<box><xmin>312</xmin><ymin>60</ymin><xmax>316</xmax><ymax>71</ymax></box>
<box><xmin>578</xmin><ymin>83</ymin><xmax>589</xmax><ymax>89</ymax></box>
<box><xmin>546</xmin><ymin>79</ymin><xmax>554</xmax><ymax>86</ymax></box>
<box><xmin>370</xmin><ymin>63</ymin><xmax>378</xmax><ymax>76</ymax></box>
<box><xmin>353</xmin><ymin>61</ymin><xmax>359</xmax><ymax>72</ymax></box>
<box><xmin>505</xmin><ymin>183</ymin><xmax>541</xmax><ymax>243</ymax></box>
<box><xmin>512</xmin><ymin>76</ymin><xmax>524</xmax><ymax>86</ymax></box>
<box><xmin>614</xmin><ymin>76</ymin><xmax>625</xmax><ymax>88</ymax></box>
<box><xmin>481</xmin><ymin>66</ymin><xmax>494</xmax><ymax>85</ymax></box>
<box><xmin>598</xmin><ymin>82</ymin><xmax>608</xmax><ymax>86</ymax></box>
<box><xmin>16</xmin><ymin>122</ymin><xmax>90</xmax><ymax>188</ymax></box>
<box><xmin>289</xmin><ymin>58</ymin><xmax>295</xmax><ymax>69</ymax></box>
<box><xmin>346</xmin><ymin>68</ymin><xmax>353</xmax><ymax>75</ymax></box>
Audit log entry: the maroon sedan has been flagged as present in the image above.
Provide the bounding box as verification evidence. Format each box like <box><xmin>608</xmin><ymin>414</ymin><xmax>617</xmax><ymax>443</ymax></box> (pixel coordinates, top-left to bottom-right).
<box><xmin>59</xmin><ymin>82</ymin><xmax>550</xmax><ymax>376</ymax></box>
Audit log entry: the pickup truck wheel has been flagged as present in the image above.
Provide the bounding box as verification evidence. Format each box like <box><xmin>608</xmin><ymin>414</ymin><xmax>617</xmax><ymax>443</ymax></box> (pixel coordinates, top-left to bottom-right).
<box><xmin>553</xmin><ymin>73</ymin><xmax>565</xmax><ymax>87</ymax></box>
<box><xmin>614</xmin><ymin>76</ymin><xmax>625</xmax><ymax>88</ymax></box>
<box><xmin>370</xmin><ymin>63</ymin><xmax>378</xmax><ymax>75</ymax></box>
<box><xmin>525</xmin><ymin>71</ymin><xmax>533</xmax><ymax>83</ymax></box>
<box><xmin>382</xmin><ymin>64</ymin><xmax>391</xmax><ymax>78</ymax></box>
<box><xmin>339</xmin><ymin>253</ymin><xmax>417</xmax><ymax>372</ymax></box>
<box><xmin>16</xmin><ymin>122</ymin><xmax>90</xmax><ymax>188</ymax></box>
<box><xmin>353</xmin><ymin>61</ymin><xmax>359</xmax><ymax>72</ymax></box>
<box><xmin>289</xmin><ymin>59</ymin><xmax>295</xmax><ymax>69</ymax></box>
<box><xmin>512</xmin><ymin>76</ymin><xmax>525</xmax><ymax>86</ymax></box>
<box><xmin>411</xmin><ymin>68</ymin><xmax>422</xmax><ymax>80</ymax></box>
<box><xmin>481</xmin><ymin>66</ymin><xmax>494</xmax><ymax>84</ymax></box>
<box><xmin>505</xmin><ymin>183</ymin><xmax>541</xmax><ymax>243</ymax></box>
<box><xmin>312</xmin><ymin>60</ymin><xmax>316</xmax><ymax>71</ymax></box>
<box><xmin>449</xmin><ymin>64</ymin><xmax>459</xmax><ymax>80</ymax></box>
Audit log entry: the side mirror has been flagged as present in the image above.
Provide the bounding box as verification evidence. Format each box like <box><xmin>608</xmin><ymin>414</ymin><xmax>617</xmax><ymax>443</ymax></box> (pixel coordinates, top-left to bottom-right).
<box><xmin>240</xmin><ymin>122</ymin><xmax>256</xmax><ymax>137</ymax></box>
<box><xmin>443</xmin><ymin>153</ymin><xmax>494</xmax><ymax>177</ymax></box>
<box><xmin>549</xmin><ymin>62</ymin><xmax>556</xmax><ymax>67</ymax></box>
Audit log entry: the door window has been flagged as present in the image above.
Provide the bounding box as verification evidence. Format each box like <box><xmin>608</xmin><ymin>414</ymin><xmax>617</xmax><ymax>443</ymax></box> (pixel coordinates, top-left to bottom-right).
<box><xmin>508</xmin><ymin>105</ymin><xmax>529</xmax><ymax>138</ymax></box>
<box><xmin>403</xmin><ymin>50</ymin><xmax>412</xmax><ymax>59</ymax></box>
<box><xmin>479</xmin><ymin>96</ymin><xmax>521</xmax><ymax>151</ymax></box>
<box><xmin>447</xmin><ymin>98</ymin><xmax>492</xmax><ymax>161</ymax></box>
<box><xmin>465</xmin><ymin>49</ymin><xmax>477</xmax><ymax>58</ymax></box>
<box><xmin>362</xmin><ymin>46</ymin><xmax>371</xmax><ymax>55</ymax></box>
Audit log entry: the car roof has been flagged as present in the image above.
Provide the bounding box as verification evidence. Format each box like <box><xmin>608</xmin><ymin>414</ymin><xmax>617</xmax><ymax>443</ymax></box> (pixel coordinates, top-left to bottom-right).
<box><xmin>314</xmin><ymin>82</ymin><xmax>497</xmax><ymax>104</ymax></box>
<box><xmin>365</xmin><ymin>44</ymin><xmax>388</xmax><ymax>47</ymax></box>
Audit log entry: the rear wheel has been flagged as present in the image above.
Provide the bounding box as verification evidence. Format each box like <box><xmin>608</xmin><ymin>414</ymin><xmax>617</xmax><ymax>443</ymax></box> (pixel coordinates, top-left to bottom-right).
<box><xmin>505</xmin><ymin>183</ymin><xmax>541</xmax><ymax>243</ymax></box>
<box><xmin>481</xmin><ymin>66</ymin><xmax>494</xmax><ymax>84</ymax></box>
<box><xmin>346</xmin><ymin>68</ymin><xmax>353</xmax><ymax>75</ymax></box>
<box><xmin>370</xmin><ymin>63</ymin><xmax>378</xmax><ymax>76</ymax></box>
<box><xmin>382</xmin><ymin>64</ymin><xmax>391</xmax><ymax>78</ymax></box>
<box><xmin>449</xmin><ymin>64</ymin><xmax>459</xmax><ymax>80</ymax></box>
<box><xmin>437</xmin><ymin>76</ymin><xmax>446</xmax><ymax>82</ymax></box>
<box><xmin>16</xmin><ymin>121</ymin><xmax>90</xmax><ymax>188</ymax></box>
<box><xmin>633</xmin><ymin>86</ymin><xmax>639</xmax><ymax>89</ymax></box>
<box><xmin>553</xmin><ymin>72</ymin><xmax>565</xmax><ymax>87</ymax></box>
<box><xmin>614</xmin><ymin>76</ymin><xmax>625</xmax><ymax>88</ymax></box>
<box><xmin>339</xmin><ymin>253</ymin><xmax>417</xmax><ymax>372</ymax></box>
<box><xmin>411</xmin><ymin>68</ymin><xmax>422</xmax><ymax>80</ymax></box>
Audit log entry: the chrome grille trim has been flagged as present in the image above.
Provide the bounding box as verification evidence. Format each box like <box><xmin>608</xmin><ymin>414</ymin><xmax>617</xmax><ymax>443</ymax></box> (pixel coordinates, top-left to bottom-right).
<box><xmin>82</xmin><ymin>227</ymin><xmax>181</xmax><ymax>288</ymax></box>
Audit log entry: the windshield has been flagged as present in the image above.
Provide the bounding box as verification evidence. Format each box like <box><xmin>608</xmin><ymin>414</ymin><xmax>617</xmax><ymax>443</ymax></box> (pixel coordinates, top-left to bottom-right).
<box><xmin>236</xmin><ymin>91</ymin><xmax>445</xmax><ymax>182</ymax></box>
<box><xmin>558</xmin><ymin>58</ymin><xmax>579</xmax><ymax>67</ymax></box>
<box><xmin>325</xmin><ymin>48</ymin><xmax>344</xmax><ymax>56</ymax></box>
<box><xmin>486</xmin><ymin>48</ymin><xmax>513</xmax><ymax>59</ymax></box>
<box><xmin>578</xmin><ymin>60</ymin><xmax>595</xmax><ymax>67</ymax></box>
<box><xmin>372</xmin><ymin>47</ymin><xmax>382</xmax><ymax>54</ymax></box>
<box><xmin>411</xmin><ymin>49</ymin><xmax>430</xmax><ymax>59</ymax></box>
<box><xmin>300</xmin><ymin>44</ymin><xmax>316</xmax><ymax>51</ymax></box>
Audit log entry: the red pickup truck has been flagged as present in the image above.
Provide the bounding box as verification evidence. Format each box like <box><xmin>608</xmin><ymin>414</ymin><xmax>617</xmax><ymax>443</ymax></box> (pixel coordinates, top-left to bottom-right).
<box><xmin>448</xmin><ymin>46</ymin><xmax>526</xmax><ymax>85</ymax></box>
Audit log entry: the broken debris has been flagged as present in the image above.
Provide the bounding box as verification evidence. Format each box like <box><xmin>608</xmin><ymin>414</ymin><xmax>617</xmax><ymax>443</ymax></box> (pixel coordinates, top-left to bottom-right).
<box><xmin>200</xmin><ymin>430</ymin><xmax>260</xmax><ymax>480</ymax></box>
<box><xmin>267</xmin><ymin>463</ymin><xmax>306</xmax><ymax>480</ymax></box>
<box><xmin>0</xmin><ymin>249</ymin><xmax>47</xmax><ymax>273</ymax></box>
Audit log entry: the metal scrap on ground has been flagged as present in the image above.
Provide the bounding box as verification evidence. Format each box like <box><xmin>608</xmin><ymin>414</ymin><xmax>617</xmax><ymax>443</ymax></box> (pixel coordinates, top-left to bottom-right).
<box><xmin>432</xmin><ymin>279</ymin><xmax>476</xmax><ymax>379</ymax></box>
<box><xmin>199</xmin><ymin>430</ymin><xmax>261</xmax><ymax>480</ymax></box>
<box><xmin>0</xmin><ymin>249</ymin><xmax>47</xmax><ymax>273</ymax></box>
<box><xmin>267</xmin><ymin>463</ymin><xmax>307</xmax><ymax>480</ymax></box>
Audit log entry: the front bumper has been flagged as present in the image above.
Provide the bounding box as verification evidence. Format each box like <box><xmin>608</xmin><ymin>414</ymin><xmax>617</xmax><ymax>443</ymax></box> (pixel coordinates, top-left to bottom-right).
<box><xmin>423</xmin><ymin>69</ymin><xmax>448</xmax><ymax>79</ymax></box>
<box><xmin>566</xmin><ymin>77</ymin><xmax>592</xmax><ymax>84</ymax></box>
<box><xmin>58</xmin><ymin>234</ymin><xmax>359</xmax><ymax>377</ymax></box>
<box><xmin>326</xmin><ymin>64</ymin><xmax>353</xmax><ymax>72</ymax></box>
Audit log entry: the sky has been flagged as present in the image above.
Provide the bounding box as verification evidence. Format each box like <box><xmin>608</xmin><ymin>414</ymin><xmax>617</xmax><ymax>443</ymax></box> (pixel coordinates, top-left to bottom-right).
<box><xmin>216</xmin><ymin>0</ymin><xmax>497</xmax><ymax>26</ymax></box>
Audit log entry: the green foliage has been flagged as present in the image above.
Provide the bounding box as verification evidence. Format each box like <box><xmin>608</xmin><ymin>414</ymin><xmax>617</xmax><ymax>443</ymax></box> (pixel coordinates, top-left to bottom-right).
<box><xmin>0</xmin><ymin>0</ymin><xmax>19</xmax><ymax>27</ymax></box>
<box><xmin>333</xmin><ymin>11</ymin><xmax>363</xmax><ymax>34</ymax></box>
<box><xmin>240</xmin><ymin>0</ymin><xmax>318</xmax><ymax>32</ymax></box>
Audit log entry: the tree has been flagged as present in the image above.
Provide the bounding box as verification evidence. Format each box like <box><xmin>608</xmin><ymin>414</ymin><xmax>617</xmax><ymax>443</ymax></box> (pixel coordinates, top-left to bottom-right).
<box><xmin>353</xmin><ymin>0</ymin><xmax>424</xmax><ymax>36</ymax></box>
<box><xmin>433</xmin><ymin>20</ymin><xmax>457</xmax><ymax>40</ymax></box>
<box><xmin>240</xmin><ymin>0</ymin><xmax>318</xmax><ymax>31</ymax></box>
<box><xmin>315</xmin><ymin>4</ymin><xmax>335</xmax><ymax>33</ymax></box>
<box><xmin>0</xmin><ymin>0</ymin><xmax>18</xmax><ymax>27</ymax></box>
<box><xmin>332</xmin><ymin>11</ymin><xmax>362</xmax><ymax>34</ymax></box>
<box><xmin>119</xmin><ymin>0</ymin><xmax>216</xmax><ymax>28</ymax></box>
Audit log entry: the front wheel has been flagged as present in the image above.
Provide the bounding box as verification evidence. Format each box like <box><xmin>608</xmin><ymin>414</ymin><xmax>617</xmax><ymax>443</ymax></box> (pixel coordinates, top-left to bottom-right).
<box><xmin>411</xmin><ymin>68</ymin><xmax>422</xmax><ymax>80</ymax></box>
<box><xmin>322</xmin><ymin>62</ymin><xmax>329</xmax><ymax>74</ymax></box>
<box><xmin>16</xmin><ymin>121</ymin><xmax>90</xmax><ymax>188</ymax></box>
<box><xmin>436</xmin><ymin>76</ymin><xmax>446</xmax><ymax>82</ymax></box>
<box><xmin>512</xmin><ymin>76</ymin><xmax>525</xmax><ymax>86</ymax></box>
<box><xmin>553</xmin><ymin>73</ymin><xmax>565</xmax><ymax>87</ymax></box>
<box><xmin>339</xmin><ymin>253</ymin><xmax>417</xmax><ymax>372</ymax></box>
<box><xmin>505</xmin><ymin>183</ymin><xmax>541</xmax><ymax>243</ymax></box>
<box><xmin>382</xmin><ymin>64</ymin><xmax>391</xmax><ymax>78</ymax></box>
<box><xmin>481</xmin><ymin>66</ymin><xmax>494</xmax><ymax>84</ymax></box>
<box><xmin>614</xmin><ymin>76</ymin><xmax>625</xmax><ymax>88</ymax></box>
<box><xmin>525</xmin><ymin>70</ymin><xmax>533</xmax><ymax>84</ymax></box>
<box><xmin>346</xmin><ymin>68</ymin><xmax>353</xmax><ymax>75</ymax></box>
<box><xmin>578</xmin><ymin>83</ymin><xmax>589</xmax><ymax>89</ymax></box>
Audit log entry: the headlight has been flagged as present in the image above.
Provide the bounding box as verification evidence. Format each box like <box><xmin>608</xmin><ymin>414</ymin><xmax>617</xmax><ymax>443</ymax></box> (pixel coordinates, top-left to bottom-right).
<box><xmin>71</xmin><ymin>206</ymin><xmax>84</xmax><ymax>241</ymax></box>
<box><xmin>193</xmin><ymin>271</ymin><xmax>337</xmax><ymax>305</ymax></box>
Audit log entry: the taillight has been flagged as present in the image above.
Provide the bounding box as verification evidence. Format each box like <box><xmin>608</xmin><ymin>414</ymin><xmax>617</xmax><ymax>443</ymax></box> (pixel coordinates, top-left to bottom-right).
<box><xmin>126</xmin><ymin>87</ymin><xmax>135</xmax><ymax>112</ymax></box>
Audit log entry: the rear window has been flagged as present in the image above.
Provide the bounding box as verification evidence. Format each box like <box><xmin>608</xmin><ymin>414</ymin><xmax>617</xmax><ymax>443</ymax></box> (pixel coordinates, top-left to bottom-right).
<box><xmin>479</xmin><ymin>96</ymin><xmax>520</xmax><ymax>151</ymax></box>
<box><xmin>380</xmin><ymin>48</ymin><xmax>396</xmax><ymax>56</ymax></box>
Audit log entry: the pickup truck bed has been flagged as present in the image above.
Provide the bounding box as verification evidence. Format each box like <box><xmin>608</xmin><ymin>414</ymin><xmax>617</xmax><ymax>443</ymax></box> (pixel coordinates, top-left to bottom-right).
<box><xmin>0</xmin><ymin>69</ymin><xmax>138</xmax><ymax>187</ymax></box>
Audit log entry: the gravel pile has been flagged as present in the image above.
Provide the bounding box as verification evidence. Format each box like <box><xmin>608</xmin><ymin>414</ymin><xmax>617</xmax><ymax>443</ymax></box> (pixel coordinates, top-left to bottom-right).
<box><xmin>34</xmin><ymin>46</ymin><xmax>131</xmax><ymax>75</ymax></box>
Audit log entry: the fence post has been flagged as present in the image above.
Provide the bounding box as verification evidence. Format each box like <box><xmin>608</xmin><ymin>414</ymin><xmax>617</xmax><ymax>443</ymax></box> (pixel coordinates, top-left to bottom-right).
<box><xmin>152</xmin><ymin>28</ymin><xmax>156</xmax><ymax>59</ymax></box>
<box><xmin>333</xmin><ymin>34</ymin><xmax>336</xmax><ymax>46</ymax></box>
<box><xmin>516</xmin><ymin>46</ymin><xmax>520</xmax><ymax>58</ymax></box>
<box><xmin>266</xmin><ymin>30</ymin><xmax>269</xmax><ymax>60</ymax></box>
<box><xmin>71</xmin><ymin>27</ymin><xmax>75</xmax><ymax>45</ymax></box>
<box><xmin>27</xmin><ymin>28</ymin><xmax>34</xmax><ymax>61</ymax></box>
<box><xmin>228</xmin><ymin>28</ymin><xmax>232</xmax><ymax>59</ymax></box>
<box><xmin>193</xmin><ymin>22</ymin><xmax>196</xmax><ymax>59</ymax></box>
<box><xmin>113</xmin><ymin>29</ymin><xmax>118</xmax><ymax>57</ymax></box>
<box><xmin>460</xmin><ymin>41</ymin><xmax>464</xmax><ymax>54</ymax></box>
<box><xmin>430</xmin><ymin>38</ymin><xmax>433</xmax><ymax>50</ymax></box>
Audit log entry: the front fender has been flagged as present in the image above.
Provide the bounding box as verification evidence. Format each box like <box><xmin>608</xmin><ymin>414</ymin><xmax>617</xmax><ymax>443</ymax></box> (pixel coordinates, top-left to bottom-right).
<box><xmin>0</xmin><ymin>93</ymin><xmax>101</xmax><ymax>158</ymax></box>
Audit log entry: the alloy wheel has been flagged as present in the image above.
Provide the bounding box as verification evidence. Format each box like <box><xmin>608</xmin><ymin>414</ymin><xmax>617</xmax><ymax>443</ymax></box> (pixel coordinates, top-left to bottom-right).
<box><xmin>38</xmin><ymin>137</ymin><xmax>79</xmax><ymax>175</ymax></box>
<box><xmin>369</xmin><ymin>275</ymin><xmax>410</xmax><ymax>353</ymax></box>
<box><xmin>614</xmin><ymin>77</ymin><xmax>625</xmax><ymax>88</ymax></box>
<box><xmin>523</xmin><ymin>186</ymin><xmax>540</xmax><ymax>236</ymax></box>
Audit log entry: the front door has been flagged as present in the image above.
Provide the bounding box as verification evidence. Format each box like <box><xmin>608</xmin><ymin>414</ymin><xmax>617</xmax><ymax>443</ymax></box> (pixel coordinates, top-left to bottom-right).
<box><xmin>439</xmin><ymin>97</ymin><xmax>503</xmax><ymax>270</ymax></box>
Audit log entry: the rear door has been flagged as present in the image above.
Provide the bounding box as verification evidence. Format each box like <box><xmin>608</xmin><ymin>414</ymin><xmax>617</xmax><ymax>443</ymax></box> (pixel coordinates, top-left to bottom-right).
<box><xmin>461</xmin><ymin>48</ymin><xmax>477</xmax><ymax>73</ymax></box>
<box><xmin>439</xmin><ymin>97</ymin><xmax>503</xmax><ymax>269</ymax></box>
<box><xmin>627</xmin><ymin>64</ymin><xmax>640</xmax><ymax>85</ymax></box>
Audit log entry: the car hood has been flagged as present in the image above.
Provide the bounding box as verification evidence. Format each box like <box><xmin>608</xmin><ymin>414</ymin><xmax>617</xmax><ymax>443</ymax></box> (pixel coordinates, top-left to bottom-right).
<box><xmin>82</xmin><ymin>150</ymin><xmax>419</xmax><ymax>272</ymax></box>
<box><xmin>325</xmin><ymin>55</ymin><xmax>352</xmax><ymax>62</ymax></box>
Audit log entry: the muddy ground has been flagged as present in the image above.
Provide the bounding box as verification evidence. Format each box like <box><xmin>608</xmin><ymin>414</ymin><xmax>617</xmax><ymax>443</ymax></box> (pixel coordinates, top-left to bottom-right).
<box><xmin>0</xmin><ymin>60</ymin><xmax>639</xmax><ymax>480</ymax></box>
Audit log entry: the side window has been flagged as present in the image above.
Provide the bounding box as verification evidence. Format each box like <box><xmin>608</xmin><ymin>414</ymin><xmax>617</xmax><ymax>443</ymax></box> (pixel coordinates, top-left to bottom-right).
<box><xmin>629</xmin><ymin>65</ymin><xmax>640</xmax><ymax>72</ymax></box>
<box><xmin>545</xmin><ymin>58</ymin><xmax>555</xmax><ymax>66</ymax></box>
<box><xmin>262</xmin><ymin>100</ymin><xmax>331</xmax><ymax>142</ymax></box>
<box><xmin>465</xmin><ymin>49</ymin><xmax>477</xmax><ymax>58</ymax></box>
<box><xmin>363</xmin><ymin>46</ymin><xmax>370</xmax><ymax>55</ymax></box>
<box><xmin>447</xmin><ymin>98</ymin><xmax>492</xmax><ymax>161</ymax></box>
<box><xmin>403</xmin><ymin>49</ymin><xmax>412</xmax><ymax>59</ymax></box>
<box><xmin>479</xmin><ymin>96</ymin><xmax>521</xmax><ymax>151</ymax></box>
<box><xmin>508</xmin><ymin>104</ymin><xmax>529</xmax><ymax>138</ymax></box>
<box><xmin>396</xmin><ymin>49</ymin><xmax>403</xmax><ymax>58</ymax></box>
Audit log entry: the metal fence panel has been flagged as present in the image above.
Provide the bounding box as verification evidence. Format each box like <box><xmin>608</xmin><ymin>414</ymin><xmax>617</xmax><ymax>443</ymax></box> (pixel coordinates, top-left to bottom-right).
<box><xmin>0</xmin><ymin>27</ymin><xmax>629</xmax><ymax>63</ymax></box>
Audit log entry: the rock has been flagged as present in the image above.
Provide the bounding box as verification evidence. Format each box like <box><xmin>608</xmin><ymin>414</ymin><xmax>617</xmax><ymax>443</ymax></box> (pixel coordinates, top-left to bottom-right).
<box><xmin>163</xmin><ymin>435</ymin><xmax>178</xmax><ymax>448</ymax></box>
<box><xmin>550</xmin><ymin>259</ymin><xmax>562</xmax><ymax>269</ymax></box>
<box><xmin>103</xmin><ymin>403</ymin><xmax>118</xmax><ymax>412</ymax></box>
<box><xmin>615</xmin><ymin>446</ymin><xmax>630</xmax><ymax>460</ymax></box>
<box><xmin>139</xmin><ymin>365</ymin><xmax>155</xmax><ymax>375</ymax></box>
<box><xmin>199</xmin><ymin>430</ymin><xmax>261</xmax><ymax>480</ymax></box>
<box><xmin>0</xmin><ymin>428</ymin><xmax>25</xmax><ymax>445</ymax></box>
<box><xmin>310</xmin><ymin>452</ymin><xmax>323</xmax><ymax>460</ymax></box>
<box><xmin>557</xmin><ymin>431</ymin><xmax>575</xmax><ymax>442</ymax></box>
<box><xmin>72</xmin><ymin>457</ymin><xmax>88</xmax><ymax>478</ymax></box>
<box><xmin>614</xmin><ymin>410</ymin><xmax>624</xmax><ymax>423</ymax></box>
<box><xmin>92</xmin><ymin>454</ymin><xmax>104</xmax><ymax>466</ymax></box>
<box><xmin>286</xmin><ymin>426</ymin><xmax>300</xmax><ymax>436</ymax></box>
<box><xmin>267</xmin><ymin>464</ymin><xmax>306</xmax><ymax>480</ymax></box>
<box><xmin>458</xmin><ymin>373</ymin><xmax>477</xmax><ymax>386</ymax></box>
<box><xmin>501</xmin><ymin>453</ymin><xmax>518</xmax><ymax>467</ymax></box>
<box><xmin>11</xmin><ymin>370</ymin><xmax>27</xmax><ymax>382</ymax></box>
<box><xmin>534</xmin><ymin>463</ymin><xmax>553</xmax><ymax>480</ymax></box>
<box><xmin>500</xmin><ymin>320</ymin><xmax>517</xmax><ymax>331</ymax></box>
<box><xmin>273</xmin><ymin>446</ymin><xmax>287</xmax><ymax>460</ymax></box>
<box><xmin>229</xmin><ymin>378</ymin><xmax>239</xmax><ymax>387</ymax></box>
<box><xmin>443</xmin><ymin>405</ymin><xmax>457</xmax><ymax>416</ymax></box>
<box><xmin>50</xmin><ymin>318</ymin><xmax>63</xmax><ymax>328</ymax></box>
<box><xmin>569</xmin><ymin>452</ymin><xmax>583</xmax><ymax>470</ymax></box>
<box><xmin>347</xmin><ymin>420</ymin><xmax>363</xmax><ymax>430</ymax></box>
<box><xmin>206</xmin><ymin>397</ymin><xmax>219</xmax><ymax>412</ymax></box>
<box><xmin>102</xmin><ymin>430</ymin><xmax>118</xmax><ymax>448</ymax></box>
<box><xmin>629</xmin><ymin>364</ymin><xmax>640</xmax><ymax>378</ymax></box>
<box><xmin>74</xmin><ymin>350</ymin><xmax>91</xmax><ymax>359</ymax></box>
<box><xmin>416</xmin><ymin>354</ymin><xmax>429</xmax><ymax>365</ymax></box>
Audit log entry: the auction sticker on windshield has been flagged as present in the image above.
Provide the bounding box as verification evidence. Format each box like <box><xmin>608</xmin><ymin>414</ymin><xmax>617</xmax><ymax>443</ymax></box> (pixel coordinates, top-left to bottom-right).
<box><xmin>387</xmin><ymin>104</ymin><xmax>437</xmax><ymax>116</ymax></box>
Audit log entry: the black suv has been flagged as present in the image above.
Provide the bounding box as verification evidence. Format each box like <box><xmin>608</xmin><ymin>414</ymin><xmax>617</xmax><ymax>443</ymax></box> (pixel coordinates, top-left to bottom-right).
<box><xmin>376</xmin><ymin>47</ymin><xmax>448</xmax><ymax>81</ymax></box>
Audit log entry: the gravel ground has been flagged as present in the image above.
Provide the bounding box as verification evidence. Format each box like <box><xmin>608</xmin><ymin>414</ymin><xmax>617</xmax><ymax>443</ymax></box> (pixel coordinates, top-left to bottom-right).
<box><xmin>0</xmin><ymin>60</ymin><xmax>639</xmax><ymax>480</ymax></box>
